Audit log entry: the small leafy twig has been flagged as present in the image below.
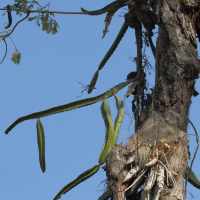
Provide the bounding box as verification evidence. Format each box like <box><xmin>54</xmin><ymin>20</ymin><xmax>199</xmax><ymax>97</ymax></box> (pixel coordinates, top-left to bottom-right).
<box><xmin>9</xmin><ymin>35</ymin><xmax>21</xmax><ymax>65</ymax></box>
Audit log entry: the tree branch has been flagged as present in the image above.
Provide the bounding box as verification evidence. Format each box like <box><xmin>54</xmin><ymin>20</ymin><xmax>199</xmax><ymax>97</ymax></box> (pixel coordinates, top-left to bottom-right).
<box><xmin>0</xmin><ymin>11</ymin><xmax>30</xmax><ymax>41</ymax></box>
<box><xmin>20</xmin><ymin>0</ymin><xmax>127</xmax><ymax>15</ymax></box>
<box><xmin>0</xmin><ymin>39</ymin><xmax>7</xmax><ymax>64</ymax></box>
<box><xmin>134</xmin><ymin>21</ymin><xmax>143</xmax><ymax>133</ymax></box>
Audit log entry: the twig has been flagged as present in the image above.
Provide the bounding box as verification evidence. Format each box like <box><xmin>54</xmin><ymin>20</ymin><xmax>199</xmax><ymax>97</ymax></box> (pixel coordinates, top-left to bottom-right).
<box><xmin>184</xmin><ymin>119</ymin><xmax>199</xmax><ymax>200</ymax></box>
<box><xmin>0</xmin><ymin>39</ymin><xmax>7</xmax><ymax>64</ymax></box>
<box><xmin>134</xmin><ymin>21</ymin><xmax>143</xmax><ymax>140</ymax></box>
<box><xmin>0</xmin><ymin>11</ymin><xmax>30</xmax><ymax>41</ymax></box>
<box><xmin>187</xmin><ymin>134</ymin><xmax>197</xmax><ymax>136</ymax></box>
<box><xmin>21</xmin><ymin>0</ymin><xmax>29</xmax><ymax>10</ymax></box>
<box><xmin>9</xmin><ymin>36</ymin><xmax>17</xmax><ymax>50</ymax></box>
<box><xmin>39</xmin><ymin>3</ymin><xmax>50</xmax><ymax>11</ymax></box>
<box><xmin>0</xmin><ymin>29</ymin><xmax>11</xmax><ymax>34</ymax></box>
<box><xmin>121</xmin><ymin>102</ymin><xmax>141</xmax><ymax>145</ymax></box>
<box><xmin>1</xmin><ymin>0</ymin><xmax>126</xmax><ymax>41</ymax></box>
<box><xmin>188</xmin><ymin>190</ymin><xmax>194</xmax><ymax>200</ymax></box>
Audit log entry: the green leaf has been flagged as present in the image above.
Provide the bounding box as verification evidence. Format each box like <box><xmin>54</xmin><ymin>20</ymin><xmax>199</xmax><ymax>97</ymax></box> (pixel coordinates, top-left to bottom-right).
<box><xmin>88</xmin><ymin>70</ymin><xmax>99</xmax><ymax>94</ymax></box>
<box><xmin>12</xmin><ymin>1</ymin><xmax>59</xmax><ymax>35</ymax></box>
<box><xmin>184</xmin><ymin>166</ymin><xmax>200</xmax><ymax>189</ymax></box>
<box><xmin>11</xmin><ymin>50</ymin><xmax>21</xmax><ymax>65</ymax></box>
<box><xmin>5</xmin><ymin>79</ymin><xmax>133</xmax><ymax>134</ymax></box>
<box><xmin>36</xmin><ymin>119</ymin><xmax>46</xmax><ymax>173</ymax></box>
<box><xmin>53</xmin><ymin>165</ymin><xmax>100</xmax><ymax>200</ymax></box>
<box><xmin>40</xmin><ymin>13</ymin><xmax>55</xmax><ymax>34</ymax></box>
<box><xmin>113</xmin><ymin>93</ymin><xmax>124</xmax><ymax>145</ymax></box>
<box><xmin>98</xmin><ymin>189</ymin><xmax>111</xmax><ymax>200</ymax></box>
<box><xmin>27</xmin><ymin>16</ymin><xmax>37</xmax><ymax>21</ymax></box>
<box><xmin>12</xmin><ymin>0</ymin><xmax>43</xmax><ymax>16</ymax></box>
<box><xmin>99</xmin><ymin>99</ymin><xmax>114</xmax><ymax>165</ymax></box>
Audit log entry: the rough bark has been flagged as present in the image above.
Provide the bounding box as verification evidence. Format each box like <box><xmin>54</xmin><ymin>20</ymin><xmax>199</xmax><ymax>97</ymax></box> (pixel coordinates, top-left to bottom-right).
<box><xmin>106</xmin><ymin>145</ymin><xmax>129</xmax><ymax>200</ymax></box>
<box><xmin>105</xmin><ymin>0</ymin><xmax>200</xmax><ymax>199</ymax></box>
<box><xmin>154</xmin><ymin>0</ymin><xmax>199</xmax><ymax>131</ymax></box>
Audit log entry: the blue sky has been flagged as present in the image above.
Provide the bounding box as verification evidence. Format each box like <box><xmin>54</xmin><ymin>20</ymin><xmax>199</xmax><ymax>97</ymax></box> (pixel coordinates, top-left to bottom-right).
<box><xmin>0</xmin><ymin>0</ymin><xmax>200</xmax><ymax>199</ymax></box>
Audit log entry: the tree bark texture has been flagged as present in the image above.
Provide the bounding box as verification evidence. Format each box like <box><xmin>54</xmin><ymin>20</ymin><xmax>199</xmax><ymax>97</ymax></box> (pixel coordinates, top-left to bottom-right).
<box><xmin>106</xmin><ymin>0</ymin><xmax>200</xmax><ymax>199</ymax></box>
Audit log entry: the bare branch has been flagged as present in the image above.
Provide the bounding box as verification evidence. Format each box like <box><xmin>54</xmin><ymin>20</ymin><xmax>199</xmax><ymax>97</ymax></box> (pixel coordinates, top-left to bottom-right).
<box><xmin>0</xmin><ymin>39</ymin><xmax>7</xmax><ymax>64</ymax></box>
<box><xmin>184</xmin><ymin>119</ymin><xmax>199</xmax><ymax>200</ymax></box>
<box><xmin>134</xmin><ymin>21</ymin><xmax>143</xmax><ymax>167</ymax></box>
<box><xmin>9</xmin><ymin>36</ymin><xmax>17</xmax><ymax>50</ymax></box>
<box><xmin>20</xmin><ymin>0</ymin><xmax>127</xmax><ymax>15</ymax></box>
<box><xmin>121</xmin><ymin>101</ymin><xmax>141</xmax><ymax>145</ymax></box>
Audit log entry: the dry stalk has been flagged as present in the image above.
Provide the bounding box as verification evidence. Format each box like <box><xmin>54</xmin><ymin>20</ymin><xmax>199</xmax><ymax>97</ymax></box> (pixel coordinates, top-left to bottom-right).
<box><xmin>184</xmin><ymin>119</ymin><xmax>199</xmax><ymax>200</ymax></box>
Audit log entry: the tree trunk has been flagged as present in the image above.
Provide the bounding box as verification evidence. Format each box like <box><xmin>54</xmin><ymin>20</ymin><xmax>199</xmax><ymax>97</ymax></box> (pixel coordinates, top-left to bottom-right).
<box><xmin>106</xmin><ymin>0</ymin><xmax>200</xmax><ymax>199</ymax></box>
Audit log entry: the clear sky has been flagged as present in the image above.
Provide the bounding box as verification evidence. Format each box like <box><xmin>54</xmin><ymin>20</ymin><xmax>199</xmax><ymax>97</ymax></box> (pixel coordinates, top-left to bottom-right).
<box><xmin>0</xmin><ymin>0</ymin><xmax>200</xmax><ymax>199</ymax></box>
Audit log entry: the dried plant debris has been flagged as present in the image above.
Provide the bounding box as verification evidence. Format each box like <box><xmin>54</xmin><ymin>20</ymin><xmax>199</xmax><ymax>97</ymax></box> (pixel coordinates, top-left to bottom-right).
<box><xmin>102</xmin><ymin>15</ymin><xmax>112</xmax><ymax>39</ymax></box>
<box><xmin>123</xmin><ymin>166</ymin><xmax>140</xmax><ymax>182</ymax></box>
<box><xmin>123</xmin><ymin>138</ymin><xmax>181</xmax><ymax>199</ymax></box>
